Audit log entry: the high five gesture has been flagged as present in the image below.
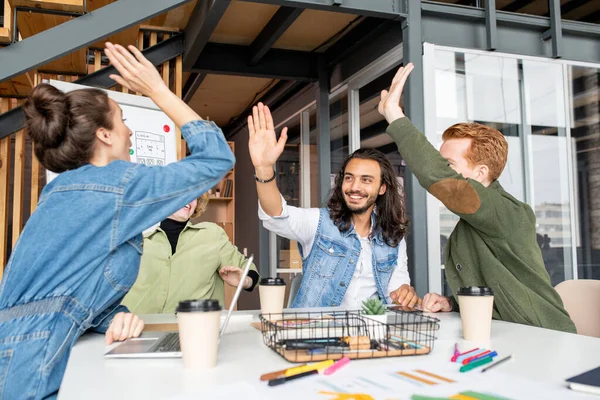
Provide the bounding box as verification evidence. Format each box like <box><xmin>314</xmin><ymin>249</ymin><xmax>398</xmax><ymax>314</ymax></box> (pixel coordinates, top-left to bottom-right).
<box><xmin>248</xmin><ymin>102</ymin><xmax>288</xmax><ymax>216</ymax></box>
<box><xmin>378</xmin><ymin>63</ymin><xmax>414</xmax><ymax>124</ymax></box>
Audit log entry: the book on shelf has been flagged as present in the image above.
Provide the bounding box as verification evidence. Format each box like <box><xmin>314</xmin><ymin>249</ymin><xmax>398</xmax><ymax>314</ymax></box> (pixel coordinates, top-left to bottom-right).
<box><xmin>222</xmin><ymin>179</ymin><xmax>233</xmax><ymax>198</ymax></box>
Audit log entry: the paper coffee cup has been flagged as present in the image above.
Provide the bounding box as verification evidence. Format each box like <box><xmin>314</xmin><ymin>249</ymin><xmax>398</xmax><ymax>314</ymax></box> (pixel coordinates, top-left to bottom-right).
<box><xmin>457</xmin><ymin>286</ymin><xmax>494</xmax><ymax>341</ymax></box>
<box><xmin>259</xmin><ymin>277</ymin><xmax>286</xmax><ymax>320</ymax></box>
<box><xmin>176</xmin><ymin>299</ymin><xmax>222</xmax><ymax>369</ymax></box>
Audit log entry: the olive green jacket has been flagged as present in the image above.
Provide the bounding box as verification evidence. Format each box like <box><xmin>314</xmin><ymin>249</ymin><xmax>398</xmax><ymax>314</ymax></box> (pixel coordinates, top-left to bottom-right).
<box><xmin>122</xmin><ymin>221</ymin><xmax>258</xmax><ymax>313</ymax></box>
<box><xmin>387</xmin><ymin>118</ymin><xmax>576</xmax><ymax>333</ymax></box>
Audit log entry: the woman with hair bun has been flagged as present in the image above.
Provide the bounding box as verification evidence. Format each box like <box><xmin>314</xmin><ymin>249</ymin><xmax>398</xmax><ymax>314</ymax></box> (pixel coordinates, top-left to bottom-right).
<box><xmin>0</xmin><ymin>42</ymin><xmax>235</xmax><ymax>399</ymax></box>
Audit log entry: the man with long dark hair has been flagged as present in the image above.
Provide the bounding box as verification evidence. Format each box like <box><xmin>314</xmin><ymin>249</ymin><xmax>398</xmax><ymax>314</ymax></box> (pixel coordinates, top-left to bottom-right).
<box><xmin>248</xmin><ymin>103</ymin><xmax>419</xmax><ymax>309</ymax></box>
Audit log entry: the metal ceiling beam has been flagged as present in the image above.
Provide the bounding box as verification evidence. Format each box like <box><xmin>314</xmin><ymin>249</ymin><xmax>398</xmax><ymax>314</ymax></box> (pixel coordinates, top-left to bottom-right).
<box><xmin>191</xmin><ymin>43</ymin><xmax>318</xmax><ymax>81</ymax></box>
<box><xmin>485</xmin><ymin>0</ymin><xmax>497</xmax><ymax>50</ymax></box>
<box><xmin>238</xmin><ymin>0</ymin><xmax>405</xmax><ymax>19</ymax></box>
<box><xmin>182</xmin><ymin>72</ymin><xmax>207</xmax><ymax>103</ymax></box>
<box><xmin>421</xmin><ymin>1</ymin><xmax>600</xmax><ymax>63</ymax></box>
<box><xmin>0</xmin><ymin>35</ymin><xmax>186</xmax><ymax>139</ymax></box>
<box><xmin>546</xmin><ymin>0</ymin><xmax>563</xmax><ymax>58</ymax></box>
<box><xmin>325</xmin><ymin>17</ymin><xmax>392</xmax><ymax>66</ymax></box>
<box><xmin>249</xmin><ymin>7</ymin><xmax>303</xmax><ymax>65</ymax></box>
<box><xmin>183</xmin><ymin>0</ymin><xmax>231</xmax><ymax>71</ymax></box>
<box><xmin>77</xmin><ymin>34</ymin><xmax>184</xmax><ymax>88</ymax></box>
<box><xmin>0</xmin><ymin>0</ymin><xmax>193</xmax><ymax>84</ymax></box>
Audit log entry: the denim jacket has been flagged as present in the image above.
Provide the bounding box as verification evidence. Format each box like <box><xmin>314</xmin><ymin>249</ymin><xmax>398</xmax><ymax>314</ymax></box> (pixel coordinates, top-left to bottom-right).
<box><xmin>291</xmin><ymin>209</ymin><xmax>399</xmax><ymax>308</ymax></box>
<box><xmin>0</xmin><ymin>120</ymin><xmax>234</xmax><ymax>399</ymax></box>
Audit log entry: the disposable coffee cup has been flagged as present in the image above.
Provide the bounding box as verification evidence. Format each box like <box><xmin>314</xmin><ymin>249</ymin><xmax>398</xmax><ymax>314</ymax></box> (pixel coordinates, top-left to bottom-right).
<box><xmin>176</xmin><ymin>299</ymin><xmax>222</xmax><ymax>369</ymax></box>
<box><xmin>457</xmin><ymin>286</ymin><xmax>494</xmax><ymax>341</ymax></box>
<box><xmin>259</xmin><ymin>277</ymin><xmax>286</xmax><ymax>320</ymax></box>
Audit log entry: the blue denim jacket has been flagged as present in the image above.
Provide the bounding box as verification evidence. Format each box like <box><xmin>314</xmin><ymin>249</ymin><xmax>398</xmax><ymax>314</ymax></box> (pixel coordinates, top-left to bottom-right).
<box><xmin>0</xmin><ymin>120</ymin><xmax>234</xmax><ymax>399</ymax></box>
<box><xmin>291</xmin><ymin>209</ymin><xmax>399</xmax><ymax>308</ymax></box>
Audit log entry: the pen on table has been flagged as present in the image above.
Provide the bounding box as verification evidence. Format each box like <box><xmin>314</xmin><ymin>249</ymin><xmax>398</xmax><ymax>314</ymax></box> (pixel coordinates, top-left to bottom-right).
<box><xmin>268</xmin><ymin>369</ymin><xmax>318</xmax><ymax>387</ymax></box>
<box><xmin>459</xmin><ymin>356</ymin><xmax>494</xmax><ymax>373</ymax></box>
<box><xmin>451</xmin><ymin>343</ymin><xmax>460</xmax><ymax>362</ymax></box>
<box><xmin>285</xmin><ymin>359</ymin><xmax>335</xmax><ymax>377</ymax></box>
<box><xmin>462</xmin><ymin>350</ymin><xmax>493</xmax><ymax>365</ymax></box>
<box><xmin>481</xmin><ymin>354</ymin><xmax>514</xmax><ymax>373</ymax></box>
<box><xmin>323</xmin><ymin>357</ymin><xmax>350</xmax><ymax>375</ymax></box>
<box><xmin>454</xmin><ymin>347</ymin><xmax>479</xmax><ymax>361</ymax></box>
<box><xmin>260</xmin><ymin>365</ymin><xmax>306</xmax><ymax>381</ymax></box>
<box><xmin>456</xmin><ymin>348</ymin><xmax>487</xmax><ymax>363</ymax></box>
<box><xmin>464</xmin><ymin>351</ymin><xmax>497</xmax><ymax>365</ymax></box>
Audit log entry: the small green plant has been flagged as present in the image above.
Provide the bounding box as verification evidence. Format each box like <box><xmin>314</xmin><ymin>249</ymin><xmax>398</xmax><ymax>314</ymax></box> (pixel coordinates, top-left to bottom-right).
<box><xmin>361</xmin><ymin>298</ymin><xmax>386</xmax><ymax>315</ymax></box>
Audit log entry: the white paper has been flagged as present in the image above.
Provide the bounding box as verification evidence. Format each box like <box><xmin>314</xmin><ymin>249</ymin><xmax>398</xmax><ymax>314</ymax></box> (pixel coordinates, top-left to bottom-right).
<box><xmin>256</xmin><ymin>360</ymin><xmax>586</xmax><ymax>400</ymax></box>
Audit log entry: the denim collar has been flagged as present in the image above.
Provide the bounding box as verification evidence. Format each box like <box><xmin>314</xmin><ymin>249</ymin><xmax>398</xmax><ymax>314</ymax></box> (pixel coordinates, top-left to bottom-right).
<box><xmin>341</xmin><ymin>211</ymin><xmax>384</xmax><ymax>245</ymax></box>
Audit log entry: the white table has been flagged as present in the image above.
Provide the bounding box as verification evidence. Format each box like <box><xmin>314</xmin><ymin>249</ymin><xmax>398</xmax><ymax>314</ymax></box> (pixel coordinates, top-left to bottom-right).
<box><xmin>58</xmin><ymin>311</ymin><xmax>600</xmax><ymax>399</ymax></box>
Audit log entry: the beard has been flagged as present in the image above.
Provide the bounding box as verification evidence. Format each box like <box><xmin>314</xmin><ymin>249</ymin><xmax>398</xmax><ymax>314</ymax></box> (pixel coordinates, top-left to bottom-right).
<box><xmin>344</xmin><ymin>191</ymin><xmax>378</xmax><ymax>215</ymax></box>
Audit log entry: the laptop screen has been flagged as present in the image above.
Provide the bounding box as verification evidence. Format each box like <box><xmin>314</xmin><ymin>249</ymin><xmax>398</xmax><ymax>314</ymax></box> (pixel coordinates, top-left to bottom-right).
<box><xmin>219</xmin><ymin>254</ymin><xmax>253</xmax><ymax>338</ymax></box>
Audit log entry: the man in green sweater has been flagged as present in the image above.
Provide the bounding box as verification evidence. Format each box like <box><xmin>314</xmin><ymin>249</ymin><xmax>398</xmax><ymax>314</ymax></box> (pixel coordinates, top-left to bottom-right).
<box><xmin>379</xmin><ymin>63</ymin><xmax>575</xmax><ymax>333</ymax></box>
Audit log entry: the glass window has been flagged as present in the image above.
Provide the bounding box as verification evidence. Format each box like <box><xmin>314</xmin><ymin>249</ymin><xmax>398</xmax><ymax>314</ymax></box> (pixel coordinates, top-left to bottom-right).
<box><xmin>274</xmin><ymin>117</ymin><xmax>302</xmax><ymax>273</ymax></box>
<box><xmin>330</xmin><ymin>91</ymin><xmax>349</xmax><ymax>178</ymax></box>
<box><xmin>571</xmin><ymin>65</ymin><xmax>600</xmax><ymax>280</ymax></box>
<box><xmin>429</xmin><ymin>48</ymin><xmax>579</xmax><ymax>291</ymax></box>
<box><xmin>431</xmin><ymin>50</ymin><xmax>526</xmax><ymax>294</ymax></box>
<box><xmin>523</xmin><ymin>61</ymin><xmax>573</xmax><ymax>286</ymax></box>
<box><xmin>308</xmin><ymin>105</ymin><xmax>321</xmax><ymax>208</ymax></box>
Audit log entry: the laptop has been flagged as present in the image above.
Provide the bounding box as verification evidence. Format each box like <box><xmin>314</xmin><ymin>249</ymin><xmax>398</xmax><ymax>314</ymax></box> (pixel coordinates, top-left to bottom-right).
<box><xmin>104</xmin><ymin>254</ymin><xmax>254</xmax><ymax>358</ymax></box>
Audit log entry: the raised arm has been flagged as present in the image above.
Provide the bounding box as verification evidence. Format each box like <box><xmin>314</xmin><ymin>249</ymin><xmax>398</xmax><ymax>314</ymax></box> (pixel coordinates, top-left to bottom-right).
<box><xmin>248</xmin><ymin>103</ymin><xmax>288</xmax><ymax>216</ymax></box>
<box><xmin>104</xmin><ymin>43</ymin><xmax>235</xmax><ymax>245</ymax></box>
<box><xmin>378</xmin><ymin>64</ymin><xmax>503</xmax><ymax>235</ymax></box>
<box><xmin>105</xmin><ymin>42</ymin><xmax>201</xmax><ymax>128</ymax></box>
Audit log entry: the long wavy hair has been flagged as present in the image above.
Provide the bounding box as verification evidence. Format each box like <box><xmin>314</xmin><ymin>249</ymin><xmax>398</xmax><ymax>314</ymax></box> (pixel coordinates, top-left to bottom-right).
<box><xmin>327</xmin><ymin>148</ymin><xmax>409</xmax><ymax>247</ymax></box>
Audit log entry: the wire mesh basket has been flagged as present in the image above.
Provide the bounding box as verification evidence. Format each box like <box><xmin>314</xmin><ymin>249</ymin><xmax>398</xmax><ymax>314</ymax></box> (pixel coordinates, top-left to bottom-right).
<box><xmin>259</xmin><ymin>309</ymin><xmax>439</xmax><ymax>363</ymax></box>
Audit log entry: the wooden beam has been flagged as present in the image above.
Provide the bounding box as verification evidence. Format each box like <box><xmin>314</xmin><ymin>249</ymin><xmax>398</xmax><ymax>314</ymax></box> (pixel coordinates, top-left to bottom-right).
<box><xmin>30</xmin><ymin>73</ymin><xmax>40</xmax><ymax>214</ymax></box>
<box><xmin>149</xmin><ymin>31</ymin><xmax>157</xmax><ymax>47</ymax></box>
<box><xmin>0</xmin><ymin>0</ymin><xmax>13</xmax><ymax>44</ymax></box>
<box><xmin>175</xmin><ymin>54</ymin><xmax>184</xmax><ymax>160</ymax></box>
<box><xmin>0</xmin><ymin>98</ymin><xmax>12</xmax><ymax>270</ymax></box>
<box><xmin>94</xmin><ymin>50</ymin><xmax>101</xmax><ymax>72</ymax></box>
<box><xmin>8</xmin><ymin>0</ymin><xmax>84</xmax><ymax>13</ymax></box>
<box><xmin>162</xmin><ymin>33</ymin><xmax>170</xmax><ymax>90</ymax></box>
<box><xmin>12</xmin><ymin>101</ymin><xmax>25</xmax><ymax>247</ymax></box>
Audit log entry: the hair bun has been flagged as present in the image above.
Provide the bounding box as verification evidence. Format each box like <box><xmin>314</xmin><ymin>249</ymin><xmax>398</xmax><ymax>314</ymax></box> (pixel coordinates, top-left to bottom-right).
<box><xmin>23</xmin><ymin>83</ymin><xmax>70</xmax><ymax>148</ymax></box>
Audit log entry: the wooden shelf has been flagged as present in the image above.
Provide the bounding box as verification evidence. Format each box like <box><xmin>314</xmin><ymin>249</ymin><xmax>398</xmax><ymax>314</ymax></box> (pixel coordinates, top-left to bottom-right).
<box><xmin>201</xmin><ymin>142</ymin><xmax>235</xmax><ymax>307</ymax></box>
<box><xmin>208</xmin><ymin>197</ymin><xmax>233</xmax><ymax>201</ymax></box>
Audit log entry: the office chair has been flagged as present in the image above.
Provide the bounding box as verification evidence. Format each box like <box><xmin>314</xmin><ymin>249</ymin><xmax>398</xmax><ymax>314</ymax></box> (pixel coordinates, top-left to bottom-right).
<box><xmin>555</xmin><ymin>279</ymin><xmax>600</xmax><ymax>338</ymax></box>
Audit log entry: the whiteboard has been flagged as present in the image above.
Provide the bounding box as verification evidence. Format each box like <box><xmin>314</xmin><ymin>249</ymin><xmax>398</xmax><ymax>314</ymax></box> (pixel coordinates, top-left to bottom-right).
<box><xmin>44</xmin><ymin>80</ymin><xmax>177</xmax><ymax>182</ymax></box>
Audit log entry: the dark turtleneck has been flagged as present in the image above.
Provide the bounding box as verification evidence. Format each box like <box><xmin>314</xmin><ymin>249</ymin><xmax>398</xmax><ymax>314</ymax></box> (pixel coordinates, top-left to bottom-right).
<box><xmin>158</xmin><ymin>218</ymin><xmax>259</xmax><ymax>290</ymax></box>
<box><xmin>160</xmin><ymin>218</ymin><xmax>187</xmax><ymax>255</ymax></box>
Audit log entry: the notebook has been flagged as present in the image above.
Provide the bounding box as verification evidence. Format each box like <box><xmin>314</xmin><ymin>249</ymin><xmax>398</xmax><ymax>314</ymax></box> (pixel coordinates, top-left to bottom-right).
<box><xmin>566</xmin><ymin>365</ymin><xmax>600</xmax><ymax>396</ymax></box>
